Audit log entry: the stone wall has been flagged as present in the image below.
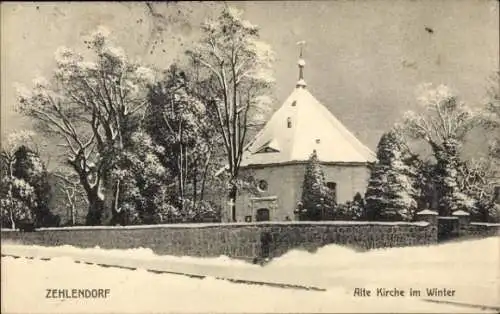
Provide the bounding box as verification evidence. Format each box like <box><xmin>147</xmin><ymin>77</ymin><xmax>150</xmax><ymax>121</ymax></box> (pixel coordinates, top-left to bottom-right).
<box><xmin>437</xmin><ymin>210</ymin><xmax>500</xmax><ymax>241</ymax></box>
<box><xmin>2</xmin><ymin>210</ymin><xmax>496</xmax><ymax>261</ymax></box>
<box><xmin>464</xmin><ymin>223</ymin><xmax>500</xmax><ymax>238</ymax></box>
<box><xmin>1</xmin><ymin>220</ymin><xmax>436</xmax><ymax>261</ymax></box>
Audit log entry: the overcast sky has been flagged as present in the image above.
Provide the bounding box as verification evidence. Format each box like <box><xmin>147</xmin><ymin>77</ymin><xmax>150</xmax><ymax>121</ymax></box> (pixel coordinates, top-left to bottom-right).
<box><xmin>1</xmin><ymin>1</ymin><xmax>498</xmax><ymax>153</ymax></box>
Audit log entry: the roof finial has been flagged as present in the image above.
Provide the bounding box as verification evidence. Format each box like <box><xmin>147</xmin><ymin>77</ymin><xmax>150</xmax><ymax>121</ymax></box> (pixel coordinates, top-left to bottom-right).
<box><xmin>296</xmin><ymin>40</ymin><xmax>307</xmax><ymax>88</ymax></box>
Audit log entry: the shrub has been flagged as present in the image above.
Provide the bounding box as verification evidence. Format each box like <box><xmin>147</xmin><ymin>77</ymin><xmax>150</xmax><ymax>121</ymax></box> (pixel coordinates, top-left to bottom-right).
<box><xmin>181</xmin><ymin>199</ymin><xmax>221</xmax><ymax>223</ymax></box>
<box><xmin>332</xmin><ymin>193</ymin><xmax>365</xmax><ymax>221</ymax></box>
<box><xmin>155</xmin><ymin>203</ymin><xmax>182</xmax><ymax>224</ymax></box>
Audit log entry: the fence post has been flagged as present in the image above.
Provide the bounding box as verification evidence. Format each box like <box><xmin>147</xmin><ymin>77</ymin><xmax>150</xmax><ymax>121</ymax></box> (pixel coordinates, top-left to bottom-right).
<box><xmin>416</xmin><ymin>209</ymin><xmax>438</xmax><ymax>243</ymax></box>
<box><xmin>452</xmin><ymin>210</ymin><xmax>470</xmax><ymax>237</ymax></box>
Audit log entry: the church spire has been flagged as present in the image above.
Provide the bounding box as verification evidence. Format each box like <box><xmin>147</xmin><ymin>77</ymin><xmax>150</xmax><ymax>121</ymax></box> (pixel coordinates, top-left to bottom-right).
<box><xmin>296</xmin><ymin>40</ymin><xmax>307</xmax><ymax>88</ymax></box>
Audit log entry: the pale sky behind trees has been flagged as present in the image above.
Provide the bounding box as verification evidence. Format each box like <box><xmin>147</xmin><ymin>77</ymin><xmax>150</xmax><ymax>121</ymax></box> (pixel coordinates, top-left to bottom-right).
<box><xmin>1</xmin><ymin>1</ymin><xmax>498</xmax><ymax>163</ymax></box>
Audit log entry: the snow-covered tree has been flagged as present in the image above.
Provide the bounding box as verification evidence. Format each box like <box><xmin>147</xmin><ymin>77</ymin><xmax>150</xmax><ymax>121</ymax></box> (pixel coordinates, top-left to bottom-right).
<box><xmin>473</xmin><ymin>71</ymin><xmax>500</xmax><ymax>221</ymax></box>
<box><xmin>0</xmin><ymin>177</ymin><xmax>36</xmax><ymax>229</ymax></box>
<box><xmin>365</xmin><ymin>163</ymin><xmax>388</xmax><ymax>220</ymax></box>
<box><xmin>457</xmin><ymin>158</ymin><xmax>499</xmax><ymax>222</ymax></box>
<box><xmin>399</xmin><ymin>154</ymin><xmax>439</xmax><ymax>213</ymax></box>
<box><xmin>108</xmin><ymin>131</ymin><xmax>173</xmax><ymax>225</ymax></box>
<box><xmin>479</xmin><ymin>71</ymin><xmax>500</xmax><ymax>178</ymax></box>
<box><xmin>0</xmin><ymin>130</ymin><xmax>38</xmax><ymax>179</ymax></box>
<box><xmin>186</xmin><ymin>6</ymin><xmax>275</xmax><ymax>221</ymax></box>
<box><xmin>16</xmin><ymin>27</ymin><xmax>155</xmax><ymax>225</ymax></box>
<box><xmin>0</xmin><ymin>131</ymin><xmax>57</xmax><ymax>228</ymax></box>
<box><xmin>301</xmin><ymin>150</ymin><xmax>334</xmax><ymax>221</ymax></box>
<box><xmin>434</xmin><ymin>138</ymin><xmax>476</xmax><ymax>214</ymax></box>
<box><xmin>402</xmin><ymin>84</ymin><xmax>479</xmax><ymax>215</ymax></box>
<box><xmin>12</xmin><ymin>145</ymin><xmax>59</xmax><ymax>227</ymax></box>
<box><xmin>365</xmin><ymin>130</ymin><xmax>418</xmax><ymax>221</ymax></box>
<box><xmin>145</xmin><ymin>65</ymin><xmax>222</xmax><ymax>210</ymax></box>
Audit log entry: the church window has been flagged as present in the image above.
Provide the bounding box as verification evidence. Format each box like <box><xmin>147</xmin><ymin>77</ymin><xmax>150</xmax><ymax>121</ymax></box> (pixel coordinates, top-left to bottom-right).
<box><xmin>258</xmin><ymin>180</ymin><xmax>268</xmax><ymax>192</ymax></box>
<box><xmin>291</xmin><ymin>100</ymin><xmax>297</xmax><ymax>107</ymax></box>
<box><xmin>316</xmin><ymin>139</ymin><xmax>321</xmax><ymax>144</ymax></box>
<box><xmin>326</xmin><ymin>182</ymin><xmax>337</xmax><ymax>203</ymax></box>
<box><xmin>287</xmin><ymin>117</ymin><xmax>292</xmax><ymax>128</ymax></box>
<box><xmin>255</xmin><ymin>139</ymin><xmax>280</xmax><ymax>153</ymax></box>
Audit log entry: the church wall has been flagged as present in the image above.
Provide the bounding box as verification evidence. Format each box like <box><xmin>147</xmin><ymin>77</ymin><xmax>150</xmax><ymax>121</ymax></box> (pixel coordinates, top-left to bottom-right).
<box><xmin>235</xmin><ymin>165</ymin><xmax>299</xmax><ymax>222</ymax></box>
<box><xmin>322</xmin><ymin>164</ymin><xmax>371</xmax><ymax>203</ymax></box>
<box><xmin>234</xmin><ymin>163</ymin><xmax>371</xmax><ymax>222</ymax></box>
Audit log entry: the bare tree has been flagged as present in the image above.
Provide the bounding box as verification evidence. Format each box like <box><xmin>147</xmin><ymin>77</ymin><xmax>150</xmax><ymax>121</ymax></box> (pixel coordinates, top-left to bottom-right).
<box><xmin>186</xmin><ymin>6</ymin><xmax>274</xmax><ymax>221</ymax></box>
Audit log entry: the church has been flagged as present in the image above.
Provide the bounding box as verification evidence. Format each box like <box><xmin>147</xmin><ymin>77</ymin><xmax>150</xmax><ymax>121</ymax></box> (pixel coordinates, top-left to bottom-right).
<box><xmin>230</xmin><ymin>50</ymin><xmax>376</xmax><ymax>222</ymax></box>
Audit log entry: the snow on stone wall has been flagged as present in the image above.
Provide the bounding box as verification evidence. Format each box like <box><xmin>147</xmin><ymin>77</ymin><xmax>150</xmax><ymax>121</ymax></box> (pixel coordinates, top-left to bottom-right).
<box><xmin>464</xmin><ymin>223</ymin><xmax>500</xmax><ymax>238</ymax></box>
<box><xmin>1</xmin><ymin>221</ymin><xmax>436</xmax><ymax>261</ymax></box>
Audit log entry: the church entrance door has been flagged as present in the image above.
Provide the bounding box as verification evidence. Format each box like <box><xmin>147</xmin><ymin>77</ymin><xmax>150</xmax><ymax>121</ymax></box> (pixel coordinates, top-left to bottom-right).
<box><xmin>256</xmin><ymin>208</ymin><xmax>270</xmax><ymax>221</ymax></box>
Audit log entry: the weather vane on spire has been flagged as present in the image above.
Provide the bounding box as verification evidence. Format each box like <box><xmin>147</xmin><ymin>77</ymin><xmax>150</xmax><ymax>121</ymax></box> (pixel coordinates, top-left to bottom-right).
<box><xmin>297</xmin><ymin>40</ymin><xmax>306</xmax><ymax>58</ymax></box>
<box><xmin>296</xmin><ymin>40</ymin><xmax>307</xmax><ymax>88</ymax></box>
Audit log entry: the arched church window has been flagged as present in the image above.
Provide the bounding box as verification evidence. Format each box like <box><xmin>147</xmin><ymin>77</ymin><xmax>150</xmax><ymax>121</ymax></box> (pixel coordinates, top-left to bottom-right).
<box><xmin>291</xmin><ymin>100</ymin><xmax>297</xmax><ymax>107</ymax></box>
<box><xmin>287</xmin><ymin>117</ymin><xmax>292</xmax><ymax>128</ymax></box>
<box><xmin>326</xmin><ymin>182</ymin><xmax>337</xmax><ymax>203</ymax></box>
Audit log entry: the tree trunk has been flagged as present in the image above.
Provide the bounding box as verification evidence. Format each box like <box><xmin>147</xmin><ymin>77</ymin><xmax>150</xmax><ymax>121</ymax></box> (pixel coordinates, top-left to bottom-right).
<box><xmin>72</xmin><ymin>204</ymin><xmax>76</xmax><ymax>225</ymax></box>
<box><xmin>199</xmin><ymin>151</ymin><xmax>212</xmax><ymax>202</ymax></box>
<box><xmin>114</xmin><ymin>179</ymin><xmax>121</xmax><ymax>214</ymax></box>
<box><xmin>193</xmin><ymin>160</ymin><xmax>198</xmax><ymax>206</ymax></box>
<box><xmin>8</xmin><ymin>159</ymin><xmax>15</xmax><ymax>229</ymax></box>
<box><xmin>85</xmin><ymin>186</ymin><xmax>105</xmax><ymax>226</ymax></box>
<box><xmin>9</xmin><ymin>192</ymin><xmax>15</xmax><ymax>230</ymax></box>
<box><xmin>71</xmin><ymin>189</ymin><xmax>76</xmax><ymax>225</ymax></box>
<box><xmin>229</xmin><ymin>184</ymin><xmax>237</xmax><ymax>222</ymax></box>
<box><xmin>101</xmin><ymin>182</ymin><xmax>116</xmax><ymax>225</ymax></box>
<box><xmin>64</xmin><ymin>188</ymin><xmax>76</xmax><ymax>225</ymax></box>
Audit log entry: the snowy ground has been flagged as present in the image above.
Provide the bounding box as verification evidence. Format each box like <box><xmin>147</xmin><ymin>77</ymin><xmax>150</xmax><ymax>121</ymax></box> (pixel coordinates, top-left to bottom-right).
<box><xmin>1</xmin><ymin>237</ymin><xmax>499</xmax><ymax>313</ymax></box>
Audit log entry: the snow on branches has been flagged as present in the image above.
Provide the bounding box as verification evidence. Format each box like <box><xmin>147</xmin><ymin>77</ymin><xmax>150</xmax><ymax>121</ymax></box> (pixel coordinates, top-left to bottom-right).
<box><xmin>186</xmin><ymin>6</ymin><xmax>275</xmax><ymax>221</ymax></box>
<box><xmin>15</xmin><ymin>26</ymin><xmax>157</xmax><ymax>225</ymax></box>
<box><xmin>365</xmin><ymin>130</ymin><xmax>418</xmax><ymax>221</ymax></box>
<box><xmin>398</xmin><ymin>83</ymin><xmax>498</xmax><ymax>219</ymax></box>
<box><xmin>403</xmin><ymin>83</ymin><xmax>478</xmax><ymax>146</ymax></box>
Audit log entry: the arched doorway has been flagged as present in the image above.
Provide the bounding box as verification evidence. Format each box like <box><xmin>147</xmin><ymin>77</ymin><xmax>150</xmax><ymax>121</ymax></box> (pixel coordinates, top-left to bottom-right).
<box><xmin>256</xmin><ymin>208</ymin><xmax>270</xmax><ymax>221</ymax></box>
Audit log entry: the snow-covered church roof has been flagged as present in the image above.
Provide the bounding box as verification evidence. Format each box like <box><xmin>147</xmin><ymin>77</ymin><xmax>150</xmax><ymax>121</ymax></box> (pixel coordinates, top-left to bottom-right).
<box><xmin>240</xmin><ymin>51</ymin><xmax>376</xmax><ymax>167</ymax></box>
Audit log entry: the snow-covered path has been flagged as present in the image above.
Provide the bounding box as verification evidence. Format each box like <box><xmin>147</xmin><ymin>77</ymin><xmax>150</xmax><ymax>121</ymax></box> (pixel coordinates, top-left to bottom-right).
<box><xmin>2</xmin><ymin>237</ymin><xmax>499</xmax><ymax>313</ymax></box>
